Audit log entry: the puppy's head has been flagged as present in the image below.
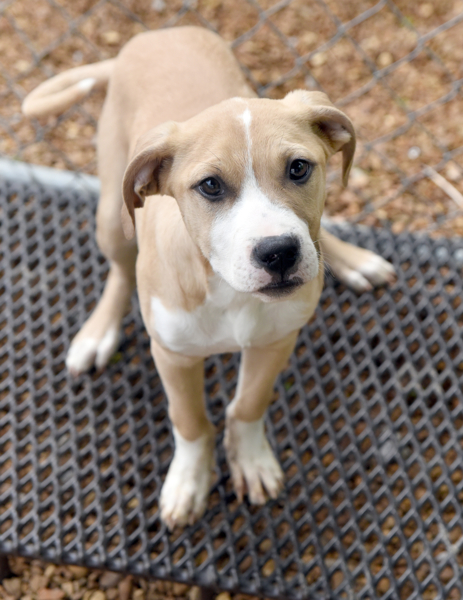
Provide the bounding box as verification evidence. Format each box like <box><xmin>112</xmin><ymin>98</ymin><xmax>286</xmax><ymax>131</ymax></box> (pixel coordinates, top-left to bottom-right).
<box><xmin>123</xmin><ymin>91</ymin><xmax>355</xmax><ymax>300</ymax></box>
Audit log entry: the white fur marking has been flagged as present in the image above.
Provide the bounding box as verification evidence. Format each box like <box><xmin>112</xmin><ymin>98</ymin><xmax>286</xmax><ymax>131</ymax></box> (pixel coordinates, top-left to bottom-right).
<box><xmin>78</xmin><ymin>77</ymin><xmax>97</xmax><ymax>92</ymax></box>
<box><xmin>160</xmin><ymin>427</ymin><xmax>214</xmax><ymax>529</ymax></box>
<box><xmin>241</xmin><ymin>107</ymin><xmax>252</xmax><ymax>128</ymax></box>
<box><xmin>66</xmin><ymin>338</ymin><xmax>100</xmax><ymax>374</ymax></box>
<box><xmin>355</xmin><ymin>253</ymin><xmax>396</xmax><ymax>283</ymax></box>
<box><xmin>224</xmin><ymin>413</ymin><xmax>283</xmax><ymax>504</ymax></box>
<box><xmin>209</xmin><ymin>175</ymin><xmax>319</xmax><ymax>293</ymax></box>
<box><xmin>239</xmin><ymin>107</ymin><xmax>254</xmax><ymax>178</ymax></box>
<box><xmin>150</xmin><ymin>275</ymin><xmax>312</xmax><ymax>356</ymax></box>
<box><xmin>330</xmin><ymin>125</ymin><xmax>351</xmax><ymax>144</ymax></box>
<box><xmin>240</xmin><ymin>108</ymin><xmax>252</xmax><ymax>147</ymax></box>
<box><xmin>342</xmin><ymin>270</ymin><xmax>372</xmax><ymax>293</ymax></box>
<box><xmin>66</xmin><ymin>327</ymin><xmax>119</xmax><ymax>374</ymax></box>
<box><xmin>328</xmin><ymin>248</ymin><xmax>396</xmax><ymax>292</ymax></box>
<box><xmin>95</xmin><ymin>327</ymin><xmax>119</xmax><ymax>369</ymax></box>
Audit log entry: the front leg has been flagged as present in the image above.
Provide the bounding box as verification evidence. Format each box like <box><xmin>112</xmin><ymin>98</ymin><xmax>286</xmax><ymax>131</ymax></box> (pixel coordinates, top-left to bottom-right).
<box><xmin>224</xmin><ymin>331</ymin><xmax>298</xmax><ymax>505</ymax></box>
<box><xmin>320</xmin><ymin>226</ymin><xmax>395</xmax><ymax>292</ymax></box>
<box><xmin>150</xmin><ymin>340</ymin><xmax>215</xmax><ymax>530</ymax></box>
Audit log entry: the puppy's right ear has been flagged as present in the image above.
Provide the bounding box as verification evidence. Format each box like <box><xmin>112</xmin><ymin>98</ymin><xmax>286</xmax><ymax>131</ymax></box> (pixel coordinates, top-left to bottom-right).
<box><xmin>121</xmin><ymin>121</ymin><xmax>178</xmax><ymax>240</ymax></box>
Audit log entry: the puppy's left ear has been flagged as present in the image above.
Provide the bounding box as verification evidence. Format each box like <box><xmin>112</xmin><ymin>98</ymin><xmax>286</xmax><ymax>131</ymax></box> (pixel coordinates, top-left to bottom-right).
<box><xmin>283</xmin><ymin>90</ymin><xmax>356</xmax><ymax>186</ymax></box>
<box><xmin>122</xmin><ymin>121</ymin><xmax>178</xmax><ymax>239</ymax></box>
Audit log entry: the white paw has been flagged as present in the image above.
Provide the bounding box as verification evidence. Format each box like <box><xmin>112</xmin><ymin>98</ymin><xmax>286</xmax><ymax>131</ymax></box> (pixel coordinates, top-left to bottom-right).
<box><xmin>353</xmin><ymin>251</ymin><xmax>396</xmax><ymax>288</ymax></box>
<box><xmin>66</xmin><ymin>327</ymin><xmax>119</xmax><ymax>375</ymax></box>
<box><xmin>160</xmin><ymin>428</ymin><xmax>215</xmax><ymax>530</ymax></box>
<box><xmin>332</xmin><ymin>250</ymin><xmax>396</xmax><ymax>292</ymax></box>
<box><xmin>224</xmin><ymin>415</ymin><xmax>283</xmax><ymax>505</ymax></box>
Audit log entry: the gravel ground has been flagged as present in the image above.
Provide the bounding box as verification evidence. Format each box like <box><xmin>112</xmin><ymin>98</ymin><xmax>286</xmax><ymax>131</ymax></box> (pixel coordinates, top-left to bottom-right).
<box><xmin>1</xmin><ymin>0</ymin><xmax>463</xmax><ymax>235</ymax></box>
<box><xmin>0</xmin><ymin>557</ymin><xmax>214</xmax><ymax>600</ymax></box>
<box><xmin>0</xmin><ymin>557</ymin><xmax>258</xmax><ymax>600</ymax></box>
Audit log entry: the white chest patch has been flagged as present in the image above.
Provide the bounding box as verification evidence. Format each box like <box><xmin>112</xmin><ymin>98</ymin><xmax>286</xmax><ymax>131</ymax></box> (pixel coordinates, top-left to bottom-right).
<box><xmin>150</xmin><ymin>275</ymin><xmax>312</xmax><ymax>356</ymax></box>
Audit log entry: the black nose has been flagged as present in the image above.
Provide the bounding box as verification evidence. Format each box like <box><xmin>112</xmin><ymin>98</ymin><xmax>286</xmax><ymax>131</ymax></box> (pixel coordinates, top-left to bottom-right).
<box><xmin>252</xmin><ymin>235</ymin><xmax>301</xmax><ymax>277</ymax></box>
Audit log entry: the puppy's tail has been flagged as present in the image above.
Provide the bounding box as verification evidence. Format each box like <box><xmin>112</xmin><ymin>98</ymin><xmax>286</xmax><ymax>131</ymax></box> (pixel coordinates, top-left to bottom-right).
<box><xmin>22</xmin><ymin>59</ymin><xmax>115</xmax><ymax>118</ymax></box>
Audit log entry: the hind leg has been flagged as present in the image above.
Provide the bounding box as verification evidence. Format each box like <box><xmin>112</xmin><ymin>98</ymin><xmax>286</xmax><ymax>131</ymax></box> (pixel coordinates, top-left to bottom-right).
<box><xmin>66</xmin><ymin>116</ymin><xmax>137</xmax><ymax>375</ymax></box>
<box><xmin>65</xmin><ymin>252</ymin><xmax>136</xmax><ymax>374</ymax></box>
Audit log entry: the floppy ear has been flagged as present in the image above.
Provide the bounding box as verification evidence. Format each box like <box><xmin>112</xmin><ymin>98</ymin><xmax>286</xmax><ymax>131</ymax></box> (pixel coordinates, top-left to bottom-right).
<box><xmin>121</xmin><ymin>121</ymin><xmax>178</xmax><ymax>240</ymax></box>
<box><xmin>283</xmin><ymin>90</ymin><xmax>356</xmax><ymax>186</ymax></box>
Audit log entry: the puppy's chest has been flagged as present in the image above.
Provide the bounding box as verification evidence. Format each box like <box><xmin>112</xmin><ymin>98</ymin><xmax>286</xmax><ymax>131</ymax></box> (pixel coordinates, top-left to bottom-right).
<box><xmin>150</xmin><ymin>279</ymin><xmax>311</xmax><ymax>356</ymax></box>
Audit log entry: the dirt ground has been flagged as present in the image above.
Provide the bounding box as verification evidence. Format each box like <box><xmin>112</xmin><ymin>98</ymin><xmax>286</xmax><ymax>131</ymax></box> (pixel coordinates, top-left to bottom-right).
<box><xmin>1</xmin><ymin>1</ymin><xmax>463</xmax><ymax>599</ymax></box>
<box><xmin>1</xmin><ymin>0</ymin><xmax>463</xmax><ymax>235</ymax></box>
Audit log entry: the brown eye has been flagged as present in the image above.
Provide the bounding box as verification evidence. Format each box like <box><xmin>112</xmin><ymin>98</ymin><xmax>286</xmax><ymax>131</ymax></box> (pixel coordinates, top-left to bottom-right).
<box><xmin>198</xmin><ymin>177</ymin><xmax>224</xmax><ymax>199</ymax></box>
<box><xmin>289</xmin><ymin>159</ymin><xmax>312</xmax><ymax>183</ymax></box>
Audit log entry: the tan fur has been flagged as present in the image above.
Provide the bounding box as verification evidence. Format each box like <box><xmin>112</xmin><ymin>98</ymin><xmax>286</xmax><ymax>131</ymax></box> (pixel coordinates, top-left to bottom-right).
<box><xmin>123</xmin><ymin>94</ymin><xmax>355</xmax><ymax>242</ymax></box>
<box><xmin>136</xmin><ymin>195</ymin><xmax>211</xmax><ymax>314</ymax></box>
<box><xmin>23</xmin><ymin>26</ymin><xmax>394</xmax><ymax>528</ymax></box>
<box><xmin>22</xmin><ymin>59</ymin><xmax>115</xmax><ymax>118</ymax></box>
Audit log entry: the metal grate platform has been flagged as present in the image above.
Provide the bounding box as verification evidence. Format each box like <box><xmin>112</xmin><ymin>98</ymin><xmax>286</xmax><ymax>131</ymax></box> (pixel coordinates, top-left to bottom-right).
<box><xmin>1</xmin><ymin>177</ymin><xmax>463</xmax><ymax>600</ymax></box>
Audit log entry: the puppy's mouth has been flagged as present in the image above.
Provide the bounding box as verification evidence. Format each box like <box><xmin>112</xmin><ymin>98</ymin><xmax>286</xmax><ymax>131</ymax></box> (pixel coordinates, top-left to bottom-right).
<box><xmin>257</xmin><ymin>276</ymin><xmax>304</xmax><ymax>298</ymax></box>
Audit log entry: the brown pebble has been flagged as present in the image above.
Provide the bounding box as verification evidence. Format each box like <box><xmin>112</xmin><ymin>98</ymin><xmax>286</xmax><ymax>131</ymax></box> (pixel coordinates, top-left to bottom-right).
<box><xmin>172</xmin><ymin>583</ymin><xmax>189</xmax><ymax>596</ymax></box>
<box><xmin>67</xmin><ymin>566</ymin><xmax>89</xmax><ymax>579</ymax></box>
<box><xmin>31</xmin><ymin>561</ymin><xmax>44</xmax><ymax>576</ymax></box>
<box><xmin>37</xmin><ymin>589</ymin><xmax>65</xmax><ymax>600</ymax></box>
<box><xmin>132</xmin><ymin>590</ymin><xmax>144</xmax><ymax>600</ymax></box>
<box><xmin>8</xmin><ymin>557</ymin><xmax>28</xmax><ymax>577</ymax></box>
<box><xmin>89</xmin><ymin>592</ymin><xmax>106</xmax><ymax>600</ymax></box>
<box><xmin>44</xmin><ymin>565</ymin><xmax>56</xmax><ymax>580</ymax></box>
<box><xmin>99</xmin><ymin>572</ymin><xmax>123</xmax><ymax>589</ymax></box>
<box><xmin>87</xmin><ymin>572</ymin><xmax>99</xmax><ymax>588</ymax></box>
<box><xmin>118</xmin><ymin>576</ymin><xmax>132</xmax><ymax>600</ymax></box>
<box><xmin>0</xmin><ymin>584</ymin><xmax>11</xmax><ymax>600</ymax></box>
<box><xmin>61</xmin><ymin>582</ymin><xmax>74</xmax><ymax>597</ymax></box>
<box><xmin>105</xmin><ymin>589</ymin><xmax>118</xmax><ymax>600</ymax></box>
<box><xmin>3</xmin><ymin>578</ymin><xmax>21</xmax><ymax>599</ymax></box>
<box><xmin>216</xmin><ymin>593</ymin><xmax>231</xmax><ymax>600</ymax></box>
<box><xmin>30</xmin><ymin>575</ymin><xmax>48</xmax><ymax>593</ymax></box>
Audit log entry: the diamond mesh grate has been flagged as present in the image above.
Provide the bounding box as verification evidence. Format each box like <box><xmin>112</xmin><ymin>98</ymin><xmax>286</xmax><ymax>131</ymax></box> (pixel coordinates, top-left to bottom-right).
<box><xmin>1</xmin><ymin>178</ymin><xmax>463</xmax><ymax>600</ymax></box>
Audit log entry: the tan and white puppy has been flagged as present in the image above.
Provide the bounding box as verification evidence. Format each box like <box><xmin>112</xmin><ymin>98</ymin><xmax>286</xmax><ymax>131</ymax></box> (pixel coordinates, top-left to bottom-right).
<box><xmin>23</xmin><ymin>27</ymin><xmax>394</xmax><ymax>529</ymax></box>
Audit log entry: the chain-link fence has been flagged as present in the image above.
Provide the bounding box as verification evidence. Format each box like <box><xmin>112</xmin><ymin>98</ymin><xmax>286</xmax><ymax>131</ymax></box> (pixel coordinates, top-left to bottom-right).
<box><xmin>1</xmin><ymin>0</ymin><xmax>463</xmax><ymax>236</ymax></box>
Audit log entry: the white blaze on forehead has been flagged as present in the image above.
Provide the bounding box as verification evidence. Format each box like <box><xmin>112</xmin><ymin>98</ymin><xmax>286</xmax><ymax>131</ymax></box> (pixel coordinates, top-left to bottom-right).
<box><xmin>239</xmin><ymin>106</ymin><xmax>253</xmax><ymax>175</ymax></box>
<box><xmin>240</xmin><ymin>108</ymin><xmax>252</xmax><ymax>146</ymax></box>
<box><xmin>240</xmin><ymin>107</ymin><xmax>252</xmax><ymax>127</ymax></box>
